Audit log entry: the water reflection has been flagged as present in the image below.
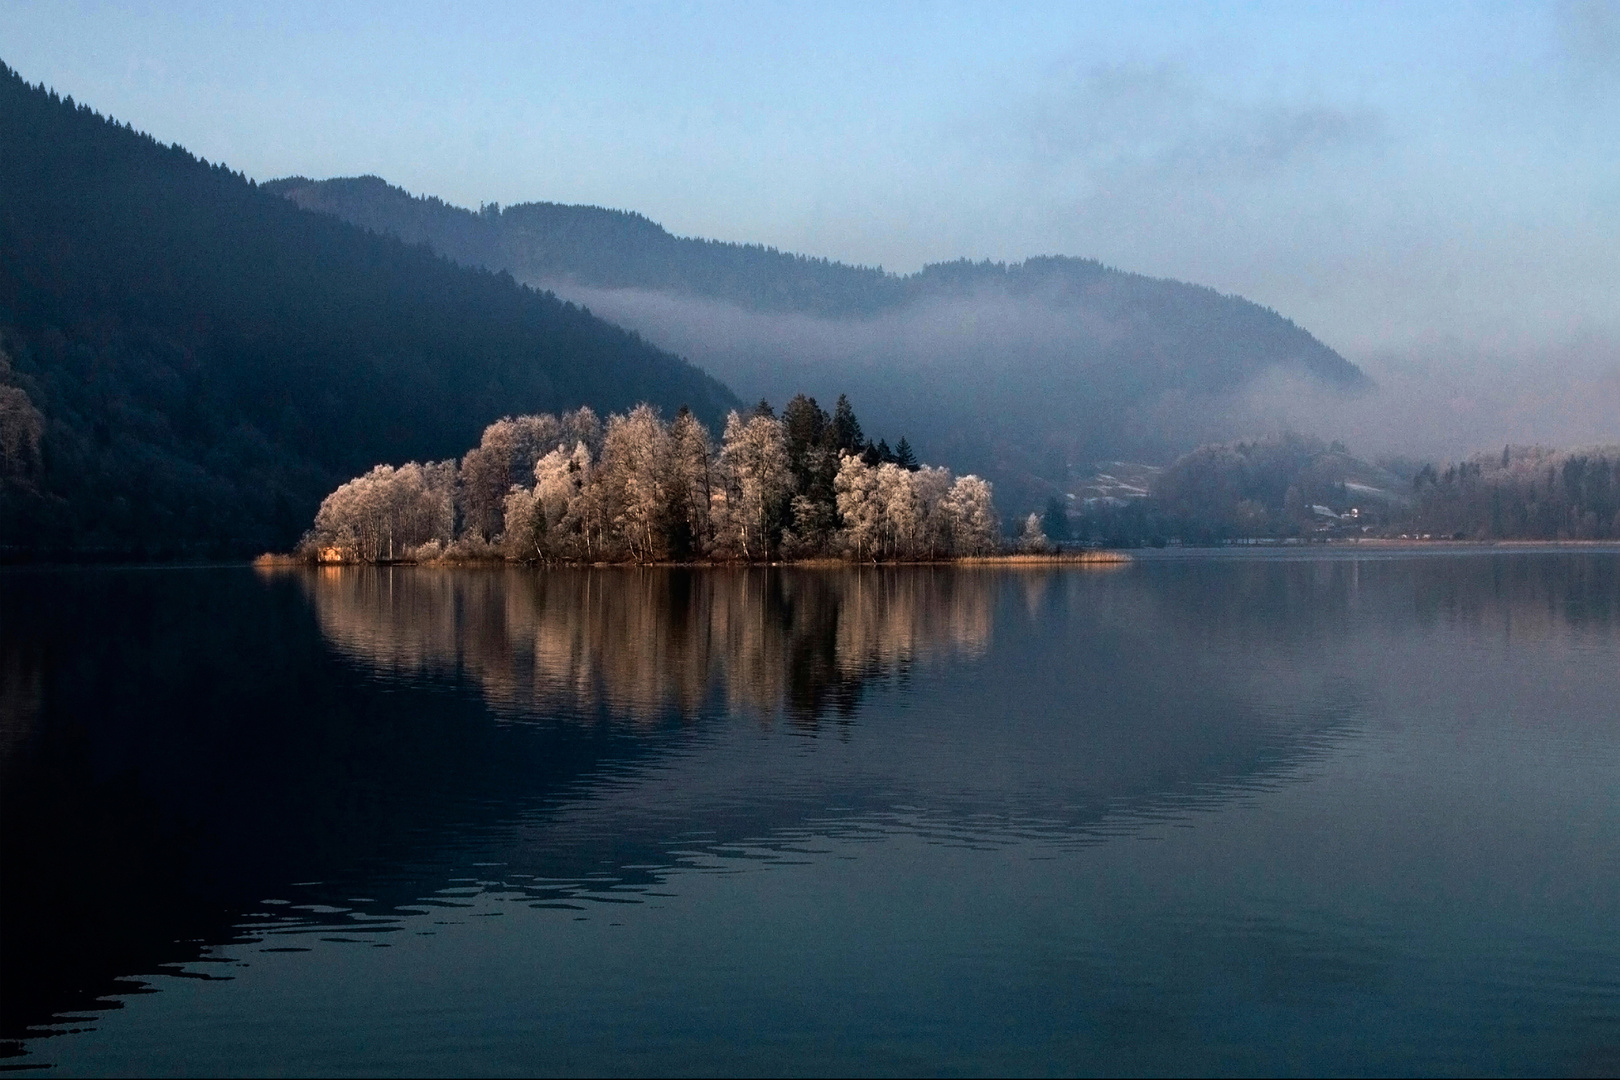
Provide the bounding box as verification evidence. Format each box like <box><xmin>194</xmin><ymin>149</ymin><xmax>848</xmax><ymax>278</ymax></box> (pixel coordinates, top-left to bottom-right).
<box><xmin>3</xmin><ymin>554</ymin><xmax>1617</xmax><ymax>1073</ymax></box>
<box><xmin>300</xmin><ymin>566</ymin><xmax>994</xmax><ymax>724</ymax></box>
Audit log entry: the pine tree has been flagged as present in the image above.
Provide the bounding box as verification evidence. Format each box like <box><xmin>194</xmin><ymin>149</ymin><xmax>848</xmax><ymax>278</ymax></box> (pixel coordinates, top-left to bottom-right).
<box><xmin>894</xmin><ymin>437</ymin><xmax>919</xmax><ymax>471</ymax></box>
<box><xmin>831</xmin><ymin>394</ymin><xmax>865</xmax><ymax>455</ymax></box>
<box><xmin>1041</xmin><ymin>496</ymin><xmax>1072</xmax><ymax>542</ymax></box>
<box><xmin>782</xmin><ymin>393</ymin><xmax>829</xmax><ymax>490</ymax></box>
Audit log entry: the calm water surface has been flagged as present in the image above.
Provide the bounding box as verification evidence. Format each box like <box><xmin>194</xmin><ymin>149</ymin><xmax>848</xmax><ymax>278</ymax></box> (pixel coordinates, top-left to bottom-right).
<box><xmin>2</xmin><ymin>552</ymin><xmax>1618</xmax><ymax>1076</ymax></box>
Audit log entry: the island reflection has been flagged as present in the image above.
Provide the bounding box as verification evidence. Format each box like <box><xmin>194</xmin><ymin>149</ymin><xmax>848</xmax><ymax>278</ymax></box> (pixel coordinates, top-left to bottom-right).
<box><xmin>5</xmin><ymin>553</ymin><xmax>1614</xmax><ymax>1065</ymax></box>
<box><xmin>297</xmin><ymin>566</ymin><xmax>998</xmax><ymax>725</ymax></box>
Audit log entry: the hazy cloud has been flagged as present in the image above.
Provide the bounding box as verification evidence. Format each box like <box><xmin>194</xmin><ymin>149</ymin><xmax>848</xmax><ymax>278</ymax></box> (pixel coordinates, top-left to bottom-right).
<box><xmin>989</xmin><ymin>61</ymin><xmax>1387</xmax><ymax>196</ymax></box>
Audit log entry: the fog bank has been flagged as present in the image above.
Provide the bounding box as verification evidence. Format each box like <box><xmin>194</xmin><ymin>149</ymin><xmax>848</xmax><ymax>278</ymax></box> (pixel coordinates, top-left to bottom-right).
<box><xmin>544</xmin><ymin>280</ymin><xmax>1617</xmax><ymax>504</ymax></box>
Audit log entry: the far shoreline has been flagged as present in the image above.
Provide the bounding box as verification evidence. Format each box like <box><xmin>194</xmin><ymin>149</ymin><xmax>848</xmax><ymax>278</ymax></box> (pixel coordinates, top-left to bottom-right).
<box><xmin>252</xmin><ymin>550</ymin><xmax>1136</xmax><ymax>570</ymax></box>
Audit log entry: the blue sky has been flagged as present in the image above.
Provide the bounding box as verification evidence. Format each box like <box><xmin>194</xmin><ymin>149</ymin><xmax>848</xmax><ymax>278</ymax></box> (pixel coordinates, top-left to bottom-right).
<box><xmin>4</xmin><ymin>1</ymin><xmax>1616</xmax><ymax>366</ymax></box>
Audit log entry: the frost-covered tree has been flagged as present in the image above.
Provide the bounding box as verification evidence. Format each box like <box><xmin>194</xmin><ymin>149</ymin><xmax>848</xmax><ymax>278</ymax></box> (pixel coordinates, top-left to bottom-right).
<box><xmin>834</xmin><ymin>455</ymin><xmax>884</xmax><ymax>561</ymax></box>
<box><xmin>561</xmin><ymin>406</ymin><xmax>603</xmax><ymax>459</ymax></box>
<box><xmin>459</xmin><ymin>413</ymin><xmax>563</xmax><ymax>540</ymax></box>
<box><xmin>912</xmin><ymin>466</ymin><xmax>954</xmax><ymax>558</ymax></box>
<box><xmin>940</xmin><ymin>475</ymin><xmax>999</xmax><ymax>555</ymax></box>
<box><xmin>528</xmin><ymin>441</ymin><xmax>594</xmax><ymax>560</ymax></box>
<box><xmin>835</xmin><ymin>458</ymin><xmax>994</xmax><ymax>559</ymax></box>
<box><xmin>719</xmin><ymin>410</ymin><xmax>792</xmax><ymax>559</ymax></box>
<box><xmin>1019</xmin><ymin>512</ymin><xmax>1049</xmax><ymax>553</ymax></box>
<box><xmin>308</xmin><ymin>460</ymin><xmax>455</xmax><ymax>561</ymax></box>
<box><xmin>600</xmin><ymin>404</ymin><xmax>673</xmax><ymax>562</ymax></box>
<box><xmin>306</xmin><ymin>394</ymin><xmax>1000</xmax><ymax>562</ymax></box>
<box><xmin>501</xmin><ymin>485</ymin><xmax>545</xmax><ymax>560</ymax></box>
<box><xmin>875</xmin><ymin>463</ymin><xmax>920</xmax><ymax>558</ymax></box>
<box><xmin>668</xmin><ymin>407</ymin><xmax>714</xmax><ymax>557</ymax></box>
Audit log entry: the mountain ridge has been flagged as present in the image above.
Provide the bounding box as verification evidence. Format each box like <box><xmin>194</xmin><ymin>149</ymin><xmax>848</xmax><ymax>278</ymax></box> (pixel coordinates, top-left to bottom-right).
<box><xmin>267</xmin><ymin>174</ymin><xmax>1369</xmax><ymax>507</ymax></box>
<box><xmin>266</xmin><ymin>174</ymin><xmax>1367</xmax><ymax>393</ymax></box>
<box><xmin>0</xmin><ymin>66</ymin><xmax>738</xmax><ymax>557</ymax></box>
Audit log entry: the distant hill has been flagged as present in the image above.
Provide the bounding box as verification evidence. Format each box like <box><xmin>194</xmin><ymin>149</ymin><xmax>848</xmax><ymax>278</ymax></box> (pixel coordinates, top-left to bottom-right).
<box><xmin>267</xmin><ymin>175</ymin><xmax>1371</xmax><ymax>508</ymax></box>
<box><xmin>1067</xmin><ymin>434</ymin><xmax>1413</xmax><ymax>546</ymax></box>
<box><xmin>1069</xmin><ymin>437</ymin><xmax>1620</xmax><ymax>545</ymax></box>
<box><xmin>1153</xmin><ymin>434</ymin><xmax>1410</xmax><ymax>529</ymax></box>
<box><xmin>0</xmin><ymin>66</ymin><xmax>737</xmax><ymax>557</ymax></box>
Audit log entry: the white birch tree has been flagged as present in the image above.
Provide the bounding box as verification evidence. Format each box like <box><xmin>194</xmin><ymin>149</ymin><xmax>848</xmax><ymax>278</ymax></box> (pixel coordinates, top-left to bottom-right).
<box><xmin>834</xmin><ymin>454</ymin><xmax>883</xmax><ymax>561</ymax></box>
<box><xmin>719</xmin><ymin>410</ymin><xmax>791</xmax><ymax>560</ymax></box>
<box><xmin>940</xmin><ymin>475</ymin><xmax>999</xmax><ymax>555</ymax></box>
<box><xmin>600</xmin><ymin>404</ymin><xmax>672</xmax><ymax>562</ymax></box>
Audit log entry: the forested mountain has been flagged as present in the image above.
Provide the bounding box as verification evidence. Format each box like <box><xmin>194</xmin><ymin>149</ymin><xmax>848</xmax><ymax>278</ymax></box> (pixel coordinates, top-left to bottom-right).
<box><xmin>268</xmin><ymin>175</ymin><xmax>1371</xmax><ymax>508</ymax></box>
<box><xmin>263</xmin><ymin>176</ymin><xmax>896</xmax><ymax>319</ymax></box>
<box><xmin>0</xmin><ymin>66</ymin><xmax>737</xmax><ymax>557</ymax></box>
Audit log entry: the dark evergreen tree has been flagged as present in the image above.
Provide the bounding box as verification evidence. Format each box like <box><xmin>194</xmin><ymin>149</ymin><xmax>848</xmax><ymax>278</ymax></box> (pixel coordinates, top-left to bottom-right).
<box><xmin>782</xmin><ymin>394</ymin><xmax>828</xmax><ymax>479</ymax></box>
<box><xmin>894</xmin><ymin>437</ymin><xmax>919</xmax><ymax>471</ymax></box>
<box><xmin>831</xmin><ymin>394</ymin><xmax>864</xmax><ymax>455</ymax></box>
<box><xmin>1042</xmin><ymin>496</ymin><xmax>1072</xmax><ymax>542</ymax></box>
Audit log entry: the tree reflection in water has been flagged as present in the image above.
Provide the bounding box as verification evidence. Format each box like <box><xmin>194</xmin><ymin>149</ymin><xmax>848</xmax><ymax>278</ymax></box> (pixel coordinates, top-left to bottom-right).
<box><xmin>300</xmin><ymin>567</ymin><xmax>997</xmax><ymax>726</ymax></box>
<box><xmin>7</xmin><ymin>553</ymin><xmax>1613</xmax><ymax>1072</ymax></box>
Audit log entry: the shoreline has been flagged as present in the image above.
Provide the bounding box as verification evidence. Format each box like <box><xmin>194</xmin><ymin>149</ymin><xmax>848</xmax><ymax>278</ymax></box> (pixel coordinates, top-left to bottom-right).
<box><xmin>252</xmin><ymin>550</ymin><xmax>1135</xmax><ymax>570</ymax></box>
<box><xmin>250</xmin><ymin>537</ymin><xmax>1620</xmax><ymax>572</ymax></box>
<box><xmin>11</xmin><ymin>541</ymin><xmax>1614</xmax><ymax>573</ymax></box>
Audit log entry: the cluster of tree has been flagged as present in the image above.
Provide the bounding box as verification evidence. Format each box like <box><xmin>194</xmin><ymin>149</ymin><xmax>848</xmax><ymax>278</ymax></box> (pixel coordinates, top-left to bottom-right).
<box><xmin>301</xmin><ymin>395</ymin><xmax>1001</xmax><ymax>563</ymax></box>
<box><xmin>1409</xmin><ymin>446</ymin><xmax>1620</xmax><ymax>540</ymax></box>
<box><xmin>310</xmin><ymin>461</ymin><xmax>458</xmax><ymax>562</ymax></box>
<box><xmin>0</xmin><ymin>64</ymin><xmax>734</xmax><ymax>559</ymax></box>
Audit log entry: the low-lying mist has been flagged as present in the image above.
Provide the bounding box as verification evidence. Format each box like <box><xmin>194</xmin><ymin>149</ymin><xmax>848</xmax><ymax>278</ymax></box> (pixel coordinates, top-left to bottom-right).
<box><xmin>538</xmin><ymin>281</ymin><xmax>1352</xmax><ymax>502</ymax></box>
<box><xmin>1229</xmin><ymin>336</ymin><xmax>1620</xmax><ymax>463</ymax></box>
<box><xmin>534</xmin><ymin>279</ymin><xmax>1619</xmax><ymax>508</ymax></box>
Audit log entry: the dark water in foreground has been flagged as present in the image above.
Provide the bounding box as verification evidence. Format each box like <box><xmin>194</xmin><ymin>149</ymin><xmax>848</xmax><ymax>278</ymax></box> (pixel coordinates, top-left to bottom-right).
<box><xmin>2</xmin><ymin>553</ymin><xmax>1618</xmax><ymax>1076</ymax></box>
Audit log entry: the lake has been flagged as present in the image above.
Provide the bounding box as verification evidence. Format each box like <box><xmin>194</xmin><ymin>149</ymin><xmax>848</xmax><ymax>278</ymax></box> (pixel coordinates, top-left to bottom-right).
<box><xmin>2</xmin><ymin>552</ymin><xmax>1618</xmax><ymax>1076</ymax></box>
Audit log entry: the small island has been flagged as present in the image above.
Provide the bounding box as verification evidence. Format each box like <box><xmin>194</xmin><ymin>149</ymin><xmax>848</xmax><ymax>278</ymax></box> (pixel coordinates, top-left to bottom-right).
<box><xmin>276</xmin><ymin>393</ymin><xmax>1125</xmax><ymax>567</ymax></box>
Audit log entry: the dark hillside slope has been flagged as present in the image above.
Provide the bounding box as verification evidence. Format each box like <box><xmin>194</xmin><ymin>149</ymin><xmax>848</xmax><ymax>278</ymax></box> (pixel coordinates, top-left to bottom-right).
<box><xmin>0</xmin><ymin>67</ymin><xmax>736</xmax><ymax>557</ymax></box>
<box><xmin>269</xmin><ymin>176</ymin><xmax>1369</xmax><ymax>508</ymax></box>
